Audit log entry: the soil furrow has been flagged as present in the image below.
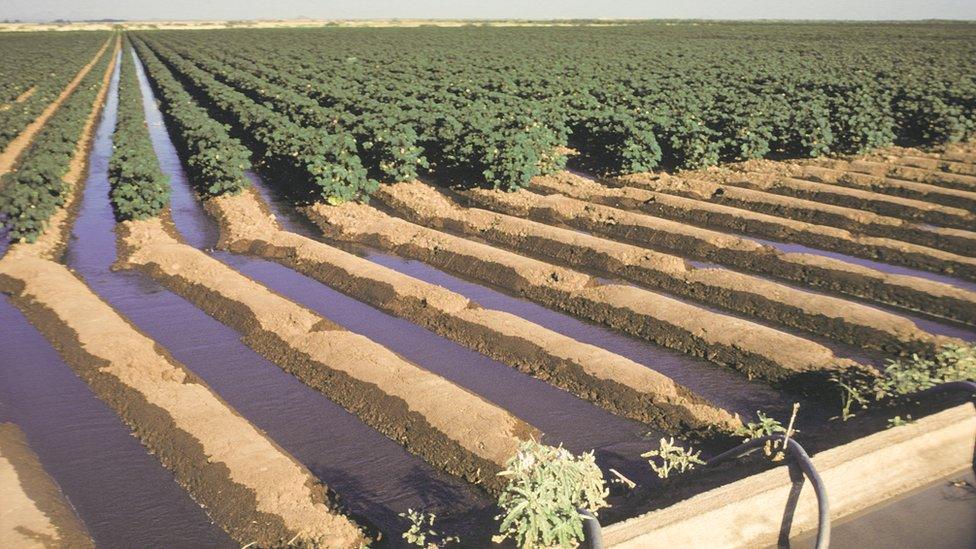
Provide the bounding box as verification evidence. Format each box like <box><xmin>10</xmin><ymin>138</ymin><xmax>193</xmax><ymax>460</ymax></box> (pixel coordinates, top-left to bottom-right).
<box><xmin>0</xmin><ymin>36</ymin><xmax>113</xmax><ymax>178</ymax></box>
<box><xmin>205</xmin><ymin>189</ymin><xmax>737</xmax><ymax>434</ymax></box>
<box><xmin>840</xmin><ymin>159</ymin><xmax>976</xmax><ymax>192</ymax></box>
<box><xmin>571</xmin><ymin>172</ymin><xmax>976</xmax><ymax>279</ymax></box>
<box><xmin>0</xmin><ymin>422</ymin><xmax>93</xmax><ymax>548</ymax></box>
<box><xmin>795</xmin><ymin>164</ymin><xmax>976</xmax><ymax>211</ymax></box>
<box><xmin>487</xmin><ymin>173</ymin><xmax>976</xmax><ymax>326</ymax></box>
<box><xmin>373</xmin><ymin>181</ymin><xmax>948</xmax><ymax>355</ymax></box>
<box><xmin>0</xmin><ymin>258</ymin><xmax>367</xmax><ymax>547</ymax></box>
<box><xmin>305</xmin><ymin>198</ymin><xmax>865</xmax><ymax>387</ymax></box>
<box><xmin>616</xmin><ymin>172</ymin><xmax>976</xmax><ymax>253</ymax></box>
<box><xmin>682</xmin><ymin>169</ymin><xmax>976</xmax><ymax>228</ymax></box>
<box><xmin>117</xmin><ymin>217</ymin><xmax>537</xmax><ymax>492</ymax></box>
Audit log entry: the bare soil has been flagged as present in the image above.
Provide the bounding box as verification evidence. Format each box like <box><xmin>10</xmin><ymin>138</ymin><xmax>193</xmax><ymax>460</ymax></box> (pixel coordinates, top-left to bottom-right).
<box><xmin>306</xmin><ymin>196</ymin><xmax>861</xmax><ymax>386</ymax></box>
<box><xmin>388</xmin><ymin>182</ymin><xmax>949</xmax><ymax>354</ymax></box>
<box><xmin>620</xmin><ymin>172</ymin><xmax>976</xmax><ymax>252</ymax></box>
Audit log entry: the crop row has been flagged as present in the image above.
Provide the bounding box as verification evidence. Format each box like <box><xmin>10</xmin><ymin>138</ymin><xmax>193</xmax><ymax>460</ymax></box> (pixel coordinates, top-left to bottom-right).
<box><xmin>108</xmin><ymin>45</ymin><xmax>170</xmax><ymax>220</ymax></box>
<box><xmin>129</xmin><ymin>41</ymin><xmax>252</xmax><ymax>197</ymax></box>
<box><xmin>130</xmin><ymin>24</ymin><xmax>975</xmax><ymax>192</ymax></box>
<box><xmin>0</xmin><ymin>44</ymin><xmax>114</xmax><ymax>243</ymax></box>
<box><xmin>0</xmin><ymin>32</ymin><xmax>110</xmax><ymax>152</ymax></box>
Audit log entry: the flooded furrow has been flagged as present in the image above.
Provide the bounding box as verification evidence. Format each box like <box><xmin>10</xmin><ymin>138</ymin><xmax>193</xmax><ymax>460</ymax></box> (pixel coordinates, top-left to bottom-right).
<box><xmin>130</xmin><ymin>49</ymin><xmax>722</xmax><ymax>539</ymax></box>
<box><xmin>0</xmin><ymin>55</ymin><xmax>234</xmax><ymax>548</ymax></box>
<box><xmin>57</xmin><ymin>51</ymin><xmax>504</xmax><ymax>544</ymax></box>
<box><xmin>0</xmin><ymin>297</ymin><xmax>234</xmax><ymax>548</ymax></box>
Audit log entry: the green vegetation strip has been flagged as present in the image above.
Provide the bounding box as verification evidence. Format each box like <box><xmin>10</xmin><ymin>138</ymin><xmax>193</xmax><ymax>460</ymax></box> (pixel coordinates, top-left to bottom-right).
<box><xmin>108</xmin><ymin>45</ymin><xmax>170</xmax><ymax>220</ymax></box>
<box><xmin>0</xmin><ymin>32</ymin><xmax>110</xmax><ymax>152</ymax></box>
<box><xmin>130</xmin><ymin>41</ymin><xmax>252</xmax><ymax>197</ymax></box>
<box><xmin>133</xmin><ymin>23</ymin><xmax>975</xmax><ymax>191</ymax></box>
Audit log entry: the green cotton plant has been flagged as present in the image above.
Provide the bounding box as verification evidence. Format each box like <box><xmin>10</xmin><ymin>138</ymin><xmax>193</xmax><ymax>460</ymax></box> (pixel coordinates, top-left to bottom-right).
<box><xmin>398</xmin><ymin>509</ymin><xmax>459</xmax><ymax>548</ymax></box>
<box><xmin>734</xmin><ymin>411</ymin><xmax>787</xmax><ymax>442</ymax></box>
<box><xmin>641</xmin><ymin>437</ymin><xmax>704</xmax><ymax>479</ymax></box>
<box><xmin>494</xmin><ymin>440</ymin><xmax>608</xmax><ymax>549</ymax></box>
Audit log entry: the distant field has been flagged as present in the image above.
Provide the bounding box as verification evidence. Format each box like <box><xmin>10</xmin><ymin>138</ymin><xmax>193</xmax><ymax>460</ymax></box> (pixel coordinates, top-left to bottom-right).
<box><xmin>0</xmin><ymin>23</ymin><xmax>974</xmax><ymax>548</ymax></box>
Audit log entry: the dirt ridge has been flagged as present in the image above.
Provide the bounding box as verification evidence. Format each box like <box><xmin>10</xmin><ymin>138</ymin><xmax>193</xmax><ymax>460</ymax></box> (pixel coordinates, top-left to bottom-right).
<box><xmin>204</xmin><ymin>189</ymin><xmax>739</xmax><ymax>435</ymax></box>
<box><xmin>306</xmin><ymin>197</ymin><xmax>865</xmax><ymax>386</ymax></box>
<box><xmin>0</xmin><ymin>423</ymin><xmax>94</xmax><ymax>548</ymax></box>
<box><xmin>618</xmin><ymin>172</ymin><xmax>976</xmax><ymax>253</ymax></box>
<box><xmin>117</xmin><ymin>216</ymin><xmax>538</xmax><ymax>492</ymax></box>
<box><xmin>376</xmin><ymin>181</ymin><xmax>948</xmax><ymax>354</ymax></box>
<box><xmin>523</xmin><ymin>172</ymin><xmax>976</xmax><ymax>325</ymax></box>
<box><xmin>545</xmin><ymin>172</ymin><xmax>976</xmax><ymax>279</ymax></box>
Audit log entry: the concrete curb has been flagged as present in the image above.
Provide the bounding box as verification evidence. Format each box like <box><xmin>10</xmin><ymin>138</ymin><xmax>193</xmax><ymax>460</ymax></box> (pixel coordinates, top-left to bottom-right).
<box><xmin>604</xmin><ymin>403</ymin><xmax>976</xmax><ymax>548</ymax></box>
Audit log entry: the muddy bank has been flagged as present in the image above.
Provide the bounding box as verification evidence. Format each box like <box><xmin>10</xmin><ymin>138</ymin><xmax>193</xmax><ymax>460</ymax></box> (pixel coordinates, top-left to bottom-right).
<box><xmin>380</xmin><ymin>181</ymin><xmax>946</xmax><ymax>355</ymax></box>
<box><xmin>0</xmin><ymin>257</ymin><xmax>367</xmax><ymax>547</ymax></box>
<box><xmin>117</xmin><ymin>216</ymin><xmax>537</xmax><ymax>492</ymax></box>
<box><xmin>205</xmin><ymin>189</ymin><xmax>737</xmax><ymax>434</ymax></box>
<box><xmin>305</xmin><ymin>199</ymin><xmax>865</xmax><ymax>387</ymax></box>
<box><xmin>0</xmin><ymin>36</ymin><xmax>112</xmax><ymax>177</ymax></box>
<box><xmin>0</xmin><ymin>422</ymin><xmax>93</xmax><ymax>548</ymax></box>
<box><xmin>521</xmin><ymin>173</ymin><xmax>976</xmax><ymax>325</ymax></box>
<box><xmin>618</xmin><ymin>172</ymin><xmax>976</xmax><ymax>255</ymax></box>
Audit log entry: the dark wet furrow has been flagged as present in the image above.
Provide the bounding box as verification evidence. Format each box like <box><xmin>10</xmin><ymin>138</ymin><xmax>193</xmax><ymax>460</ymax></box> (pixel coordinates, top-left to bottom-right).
<box><xmin>0</xmin><ymin>52</ymin><xmax>235</xmax><ymax>549</ymax></box>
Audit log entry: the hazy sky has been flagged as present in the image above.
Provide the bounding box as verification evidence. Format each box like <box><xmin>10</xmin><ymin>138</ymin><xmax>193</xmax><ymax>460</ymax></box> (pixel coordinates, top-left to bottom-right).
<box><xmin>4</xmin><ymin>0</ymin><xmax>976</xmax><ymax>22</ymax></box>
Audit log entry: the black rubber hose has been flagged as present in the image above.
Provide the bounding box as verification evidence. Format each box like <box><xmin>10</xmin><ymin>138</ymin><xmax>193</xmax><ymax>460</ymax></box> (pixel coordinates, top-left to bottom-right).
<box><xmin>580</xmin><ymin>508</ymin><xmax>603</xmax><ymax>549</ymax></box>
<box><xmin>707</xmin><ymin>434</ymin><xmax>830</xmax><ymax>549</ymax></box>
<box><xmin>914</xmin><ymin>380</ymin><xmax>976</xmax><ymax>398</ymax></box>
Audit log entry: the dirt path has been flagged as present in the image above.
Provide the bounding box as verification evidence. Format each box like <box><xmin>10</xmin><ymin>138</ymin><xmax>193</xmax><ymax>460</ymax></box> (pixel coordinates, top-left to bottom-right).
<box><xmin>522</xmin><ymin>173</ymin><xmax>976</xmax><ymax>325</ymax></box>
<box><xmin>0</xmin><ymin>423</ymin><xmax>93</xmax><ymax>548</ymax></box>
<box><xmin>0</xmin><ymin>37</ymin><xmax>113</xmax><ymax>178</ymax></box>
<box><xmin>379</xmin><ymin>181</ymin><xmax>948</xmax><ymax>355</ymax></box>
<box><xmin>206</xmin><ymin>188</ymin><xmax>738</xmax><ymax>434</ymax></box>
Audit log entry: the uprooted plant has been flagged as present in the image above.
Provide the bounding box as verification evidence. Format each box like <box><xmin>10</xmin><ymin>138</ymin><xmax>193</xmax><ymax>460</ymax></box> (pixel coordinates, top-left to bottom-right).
<box><xmin>831</xmin><ymin>343</ymin><xmax>976</xmax><ymax>421</ymax></box>
<box><xmin>734</xmin><ymin>403</ymin><xmax>799</xmax><ymax>460</ymax></box>
<box><xmin>641</xmin><ymin>437</ymin><xmax>705</xmax><ymax>479</ymax></box>
<box><xmin>493</xmin><ymin>440</ymin><xmax>609</xmax><ymax>549</ymax></box>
